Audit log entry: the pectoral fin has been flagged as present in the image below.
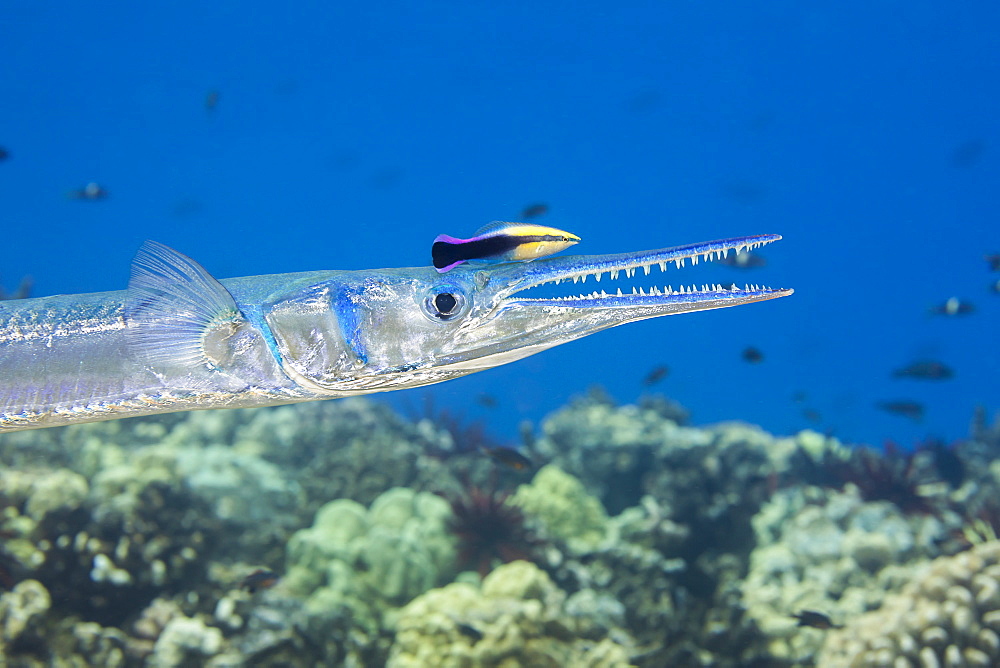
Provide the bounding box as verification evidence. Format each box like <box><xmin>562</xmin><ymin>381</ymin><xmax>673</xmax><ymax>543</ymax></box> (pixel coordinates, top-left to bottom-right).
<box><xmin>125</xmin><ymin>241</ymin><xmax>247</xmax><ymax>371</ymax></box>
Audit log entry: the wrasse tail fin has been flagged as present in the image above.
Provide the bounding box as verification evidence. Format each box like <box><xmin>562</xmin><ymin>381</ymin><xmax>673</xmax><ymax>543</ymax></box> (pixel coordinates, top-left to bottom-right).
<box><xmin>432</xmin><ymin>235</ymin><xmax>471</xmax><ymax>272</ymax></box>
<box><xmin>125</xmin><ymin>241</ymin><xmax>247</xmax><ymax>370</ymax></box>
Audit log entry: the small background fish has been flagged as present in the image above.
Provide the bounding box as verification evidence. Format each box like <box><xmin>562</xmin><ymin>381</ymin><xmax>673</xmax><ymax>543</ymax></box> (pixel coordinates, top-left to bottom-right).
<box><xmin>876</xmin><ymin>400</ymin><xmax>925</xmax><ymax>422</ymax></box>
<box><xmin>892</xmin><ymin>360</ymin><xmax>954</xmax><ymax>381</ymax></box>
<box><xmin>929</xmin><ymin>297</ymin><xmax>975</xmax><ymax>316</ymax></box>
<box><xmin>520</xmin><ymin>203</ymin><xmax>549</xmax><ymax>219</ymax></box>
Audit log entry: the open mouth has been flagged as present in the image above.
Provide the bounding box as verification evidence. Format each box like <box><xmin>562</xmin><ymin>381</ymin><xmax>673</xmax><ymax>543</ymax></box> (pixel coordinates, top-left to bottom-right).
<box><xmin>503</xmin><ymin>234</ymin><xmax>792</xmax><ymax>307</ymax></box>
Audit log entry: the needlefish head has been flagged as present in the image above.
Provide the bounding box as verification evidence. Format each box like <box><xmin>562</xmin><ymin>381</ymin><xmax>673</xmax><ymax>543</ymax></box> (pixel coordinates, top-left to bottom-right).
<box><xmin>261</xmin><ymin>234</ymin><xmax>792</xmax><ymax>395</ymax></box>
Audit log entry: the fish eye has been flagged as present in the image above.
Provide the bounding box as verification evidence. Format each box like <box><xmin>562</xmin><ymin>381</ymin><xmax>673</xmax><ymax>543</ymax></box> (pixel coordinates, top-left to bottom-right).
<box><xmin>423</xmin><ymin>285</ymin><xmax>467</xmax><ymax>321</ymax></box>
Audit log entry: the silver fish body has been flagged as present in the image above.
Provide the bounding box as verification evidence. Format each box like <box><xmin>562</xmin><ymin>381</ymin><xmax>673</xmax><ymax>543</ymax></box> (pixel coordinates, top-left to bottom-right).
<box><xmin>1</xmin><ymin>236</ymin><xmax>792</xmax><ymax>431</ymax></box>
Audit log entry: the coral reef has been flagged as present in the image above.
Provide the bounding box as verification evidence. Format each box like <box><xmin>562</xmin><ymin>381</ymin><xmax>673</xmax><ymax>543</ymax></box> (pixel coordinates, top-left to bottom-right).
<box><xmin>230</xmin><ymin>399</ymin><xmax>464</xmax><ymax>511</ymax></box>
<box><xmin>511</xmin><ymin>464</ymin><xmax>609</xmax><ymax>550</ymax></box>
<box><xmin>447</xmin><ymin>483</ymin><xmax>541</xmax><ymax>577</ymax></box>
<box><xmin>532</xmin><ymin>394</ymin><xmax>787</xmax><ymax>552</ymax></box>
<box><xmin>742</xmin><ymin>483</ymin><xmax>959</xmax><ymax>664</ymax></box>
<box><xmin>388</xmin><ymin>560</ymin><xmax>635</xmax><ymax>667</ymax></box>
<box><xmin>0</xmin><ymin>579</ymin><xmax>51</xmax><ymax>653</ymax></box>
<box><xmin>283</xmin><ymin>486</ymin><xmax>458</xmax><ymax>661</ymax></box>
<box><xmin>1</xmin><ymin>390</ymin><xmax>998</xmax><ymax>667</ymax></box>
<box><xmin>286</xmin><ymin>486</ymin><xmax>456</xmax><ymax>603</ymax></box>
<box><xmin>818</xmin><ymin>540</ymin><xmax>1000</xmax><ymax>667</ymax></box>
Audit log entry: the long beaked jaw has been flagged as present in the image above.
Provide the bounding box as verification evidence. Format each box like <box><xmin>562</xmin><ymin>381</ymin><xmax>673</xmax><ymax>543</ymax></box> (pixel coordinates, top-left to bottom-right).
<box><xmin>492</xmin><ymin>233</ymin><xmax>792</xmax><ymax>312</ymax></box>
<box><xmin>427</xmin><ymin>234</ymin><xmax>791</xmax><ymax>375</ymax></box>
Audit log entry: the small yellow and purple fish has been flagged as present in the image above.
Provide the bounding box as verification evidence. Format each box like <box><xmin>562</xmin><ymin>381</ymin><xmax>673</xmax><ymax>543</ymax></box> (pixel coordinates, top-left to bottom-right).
<box><xmin>432</xmin><ymin>222</ymin><xmax>580</xmax><ymax>273</ymax></box>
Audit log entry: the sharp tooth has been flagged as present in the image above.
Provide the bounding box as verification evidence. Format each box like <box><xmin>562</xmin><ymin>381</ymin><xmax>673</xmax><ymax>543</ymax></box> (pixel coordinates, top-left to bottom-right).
<box><xmin>643</xmin><ymin>265</ymin><xmax>651</xmax><ymax>276</ymax></box>
<box><xmin>573</xmin><ymin>276</ymin><xmax>580</xmax><ymax>284</ymax></box>
<box><xmin>581</xmin><ymin>274</ymin><xmax>587</xmax><ymax>284</ymax></box>
<box><xmin>632</xmin><ymin>286</ymin><xmax>638</xmax><ymax>295</ymax></box>
<box><xmin>722</xmin><ymin>248</ymin><xmax>729</xmax><ymax>259</ymax></box>
<box><xmin>745</xmin><ymin>284</ymin><xmax>750</xmax><ymax>291</ymax></box>
<box><xmin>600</xmin><ymin>290</ymin><xmax>607</xmax><ymax>297</ymax></box>
<box><xmin>626</xmin><ymin>267</ymin><xmax>635</xmax><ymax>278</ymax></box>
<box><xmin>617</xmin><ymin>288</ymin><xmax>623</xmax><ymax>296</ymax></box>
<box><xmin>658</xmin><ymin>261</ymin><xmax>666</xmax><ymax>272</ymax></box>
<box><xmin>674</xmin><ymin>259</ymin><xmax>682</xmax><ymax>269</ymax></box>
<box><xmin>693</xmin><ymin>255</ymin><xmax>699</xmax><ymax>265</ymax></box>
<box><xmin>652</xmin><ymin>286</ymin><xmax>661</xmax><ymax>295</ymax></box>
<box><xmin>611</xmin><ymin>270</ymin><xmax>619</xmax><ymax>280</ymax></box>
<box><xmin>594</xmin><ymin>272</ymin><xmax>602</xmax><ymax>282</ymax></box>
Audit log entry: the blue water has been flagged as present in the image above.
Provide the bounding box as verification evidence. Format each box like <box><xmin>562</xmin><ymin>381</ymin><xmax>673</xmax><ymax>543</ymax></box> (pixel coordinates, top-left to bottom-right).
<box><xmin>2</xmin><ymin>2</ymin><xmax>997</xmax><ymax>447</ymax></box>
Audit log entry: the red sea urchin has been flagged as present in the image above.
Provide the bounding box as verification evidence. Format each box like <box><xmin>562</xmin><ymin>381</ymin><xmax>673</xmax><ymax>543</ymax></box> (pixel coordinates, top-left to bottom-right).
<box><xmin>446</xmin><ymin>485</ymin><xmax>541</xmax><ymax>577</ymax></box>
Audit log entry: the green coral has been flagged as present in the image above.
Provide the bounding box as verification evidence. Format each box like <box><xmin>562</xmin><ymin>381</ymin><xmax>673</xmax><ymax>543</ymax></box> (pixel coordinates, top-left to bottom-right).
<box><xmin>285</xmin><ymin>487</ymin><xmax>457</xmax><ymax>638</ymax></box>
<box><xmin>512</xmin><ymin>464</ymin><xmax>608</xmax><ymax>550</ymax></box>
<box><xmin>388</xmin><ymin>560</ymin><xmax>634</xmax><ymax>668</ymax></box>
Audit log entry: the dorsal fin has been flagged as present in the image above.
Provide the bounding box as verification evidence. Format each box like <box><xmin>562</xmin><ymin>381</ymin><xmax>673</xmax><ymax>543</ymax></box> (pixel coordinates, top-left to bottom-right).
<box><xmin>474</xmin><ymin>221</ymin><xmax>515</xmax><ymax>236</ymax></box>
<box><xmin>126</xmin><ymin>241</ymin><xmax>245</xmax><ymax>370</ymax></box>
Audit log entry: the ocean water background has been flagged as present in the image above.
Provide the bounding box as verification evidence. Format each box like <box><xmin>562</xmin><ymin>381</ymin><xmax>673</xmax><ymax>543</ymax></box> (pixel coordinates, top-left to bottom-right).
<box><xmin>1</xmin><ymin>2</ymin><xmax>997</xmax><ymax>448</ymax></box>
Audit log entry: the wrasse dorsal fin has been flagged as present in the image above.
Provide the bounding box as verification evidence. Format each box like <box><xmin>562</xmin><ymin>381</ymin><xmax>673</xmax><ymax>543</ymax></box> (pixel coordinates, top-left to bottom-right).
<box><xmin>474</xmin><ymin>220</ymin><xmax>513</xmax><ymax>236</ymax></box>
<box><xmin>125</xmin><ymin>241</ymin><xmax>246</xmax><ymax>370</ymax></box>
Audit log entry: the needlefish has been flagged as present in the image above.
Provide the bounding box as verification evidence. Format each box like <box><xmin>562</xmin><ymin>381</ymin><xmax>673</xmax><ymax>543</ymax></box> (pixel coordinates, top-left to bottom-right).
<box><xmin>0</xmin><ymin>234</ymin><xmax>792</xmax><ymax>431</ymax></box>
